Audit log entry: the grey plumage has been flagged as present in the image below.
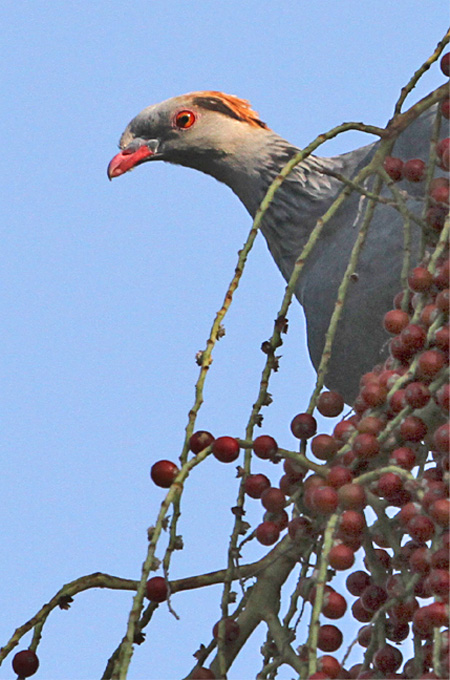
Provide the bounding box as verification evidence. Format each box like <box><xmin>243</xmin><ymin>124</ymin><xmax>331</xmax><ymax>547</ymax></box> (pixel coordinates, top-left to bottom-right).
<box><xmin>108</xmin><ymin>92</ymin><xmax>443</xmax><ymax>404</ymax></box>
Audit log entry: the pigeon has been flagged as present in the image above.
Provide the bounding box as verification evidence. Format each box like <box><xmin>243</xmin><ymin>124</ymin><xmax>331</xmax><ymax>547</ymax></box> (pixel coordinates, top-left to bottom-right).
<box><xmin>108</xmin><ymin>91</ymin><xmax>443</xmax><ymax>403</ymax></box>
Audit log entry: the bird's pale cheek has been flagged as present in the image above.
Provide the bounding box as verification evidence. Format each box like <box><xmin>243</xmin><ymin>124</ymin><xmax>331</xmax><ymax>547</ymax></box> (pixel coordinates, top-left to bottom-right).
<box><xmin>107</xmin><ymin>145</ymin><xmax>154</xmax><ymax>179</ymax></box>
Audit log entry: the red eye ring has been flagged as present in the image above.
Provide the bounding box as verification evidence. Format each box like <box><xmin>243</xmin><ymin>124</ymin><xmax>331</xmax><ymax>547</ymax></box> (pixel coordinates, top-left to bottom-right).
<box><xmin>175</xmin><ymin>110</ymin><xmax>196</xmax><ymax>129</ymax></box>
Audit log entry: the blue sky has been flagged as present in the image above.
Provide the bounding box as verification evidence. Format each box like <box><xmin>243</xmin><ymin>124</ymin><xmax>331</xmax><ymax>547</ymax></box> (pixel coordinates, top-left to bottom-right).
<box><xmin>1</xmin><ymin>2</ymin><xmax>448</xmax><ymax>679</ymax></box>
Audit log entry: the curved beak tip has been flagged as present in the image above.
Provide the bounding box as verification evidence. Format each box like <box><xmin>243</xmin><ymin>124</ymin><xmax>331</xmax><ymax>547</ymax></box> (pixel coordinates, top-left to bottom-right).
<box><xmin>107</xmin><ymin>145</ymin><xmax>155</xmax><ymax>180</ymax></box>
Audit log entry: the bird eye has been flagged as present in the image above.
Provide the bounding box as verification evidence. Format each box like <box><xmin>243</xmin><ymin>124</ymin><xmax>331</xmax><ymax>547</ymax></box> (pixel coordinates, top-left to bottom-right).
<box><xmin>175</xmin><ymin>110</ymin><xmax>196</xmax><ymax>129</ymax></box>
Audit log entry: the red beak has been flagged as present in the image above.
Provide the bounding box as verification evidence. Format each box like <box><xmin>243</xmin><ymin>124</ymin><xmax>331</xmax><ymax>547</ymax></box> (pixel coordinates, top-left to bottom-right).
<box><xmin>107</xmin><ymin>144</ymin><xmax>154</xmax><ymax>180</ymax></box>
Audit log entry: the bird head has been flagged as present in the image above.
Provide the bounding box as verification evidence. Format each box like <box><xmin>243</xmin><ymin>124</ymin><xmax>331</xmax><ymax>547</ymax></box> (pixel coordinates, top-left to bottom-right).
<box><xmin>107</xmin><ymin>91</ymin><xmax>269</xmax><ymax>180</ymax></box>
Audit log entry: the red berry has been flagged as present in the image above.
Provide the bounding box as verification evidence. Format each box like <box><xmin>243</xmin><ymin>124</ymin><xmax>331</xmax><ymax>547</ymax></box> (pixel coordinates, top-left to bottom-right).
<box><xmin>212</xmin><ymin>436</ymin><xmax>240</xmax><ymax>463</ymax></box>
<box><xmin>346</xmin><ymin>570</ymin><xmax>371</xmax><ymax>596</ymax></box>
<box><xmin>427</xmin><ymin>205</ymin><xmax>448</xmax><ymax>231</ymax></box>
<box><xmin>426</xmin><ymin>568</ymin><xmax>450</xmax><ymax>600</ymax></box>
<box><xmin>255</xmin><ymin>521</ymin><xmax>280</xmax><ymax>545</ymax></box>
<box><xmin>328</xmin><ymin>543</ymin><xmax>355</xmax><ymax>570</ymax></box>
<box><xmin>360</xmin><ymin>382</ymin><xmax>387</xmax><ymax>407</ymax></box>
<box><xmin>383</xmin><ymin>309</ymin><xmax>409</xmax><ymax>334</ymax></box>
<box><xmin>145</xmin><ymin>576</ymin><xmax>168</xmax><ymax>602</ymax></box>
<box><xmin>400</xmin><ymin>323</ymin><xmax>427</xmax><ymax>351</ymax></box>
<box><xmin>12</xmin><ymin>650</ymin><xmax>39</xmax><ymax>678</ymax></box>
<box><xmin>339</xmin><ymin>510</ymin><xmax>366</xmax><ymax>536</ymax></box>
<box><xmin>338</xmin><ymin>483</ymin><xmax>366</xmax><ymax>510</ymax></box>
<box><xmin>441</xmin><ymin>52</ymin><xmax>450</xmax><ymax>76</ymax></box>
<box><xmin>413</xmin><ymin>602</ymin><xmax>449</xmax><ymax>636</ymax></box>
<box><xmin>435</xmin><ymin>325</ymin><xmax>450</xmax><ymax>352</ymax></box>
<box><xmin>261</xmin><ymin>487</ymin><xmax>286</xmax><ymax>513</ymax></box>
<box><xmin>400</xmin><ymin>416</ymin><xmax>427</xmax><ymax>443</ymax></box>
<box><xmin>373</xmin><ymin>644</ymin><xmax>403</xmax><ymax>674</ymax></box>
<box><xmin>436</xmin><ymin>289</ymin><xmax>450</xmax><ymax>313</ymax></box>
<box><xmin>291</xmin><ymin>413</ymin><xmax>317</xmax><ymax>439</ymax></box>
<box><xmin>312</xmin><ymin>486</ymin><xmax>339</xmax><ymax>514</ymax></box>
<box><xmin>389</xmin><ymin>446</ymin><xmax>416</xmax><ymax>470</ymax></box>
<box><xmin>404</xmin><ymin>381</ymin><xmax>431</xmax><ymax>408</ymax></box>
<box><xmin>189</xmin><ymin>430</ymin><xmax>215</xmax><ymax>454</ymax></box>
<box><xmin>317</xmin><ymin>625</ymin><xmax>343</xmax><ymax>652</ymax></box>
<box><xmin>357</xmin><ymin>624</ymin><xmax>373</xmax><ymax>647</ymax></box>
<box><xmin>432</xmin><ymin>547</ymin><xmax>450</xmax><ymax>569</ymax></box>
<box><xmin>383</xmin><ymin>156</ymin><xmax>403</xmax><ymax>181</ymax></box>
<box><xmin>376</xmin><ymin>472</ymin><xmax>403</xmax><ymax>500</ymax></box>
<box><xmin>264</xmin><ymin>508</ymin><xmax>289</xmax><ymax>530</ymax></box>
<box><xmin>361</xmin><ymin>585</ymin><xmax>387</xmax><ymax>612</ymax></box>
<box><xmin>429</xmin><ymin>498</ymin><xmax>450</xmax><ymax>527</ymax></box>
<box><xmin>441</xmin><ymin>98</ymin><xmax>450</xmax><ymax>119</ymax></box>
<box><xmin>385</xmin><ymin>619</ymin><xmax>409</xmax><ymax>642</ymax></box>
<box><xmin>416</xmin><ymin>349</ymin><xmax>447</xmax><ymax>381</ymax></box>
<box><xmin>322</xmin><ymin>590</ymin><xmax>347</xmax><ymax>619</ymax></box>
<box><xmin>311</xmin><ymin>434</ymin><xmax>338</xmax><ymax>460</ymax></box>
<box><xmin>244</xmin><ymin>473</ymin><xmax>271</xmax><ymax>499</ymax></box>
<box><xmin>409</xmin><ymin>546</ymin><xmax>431</xmax><ymax>575</ymax></box>
<box><xmin>437</xmin><ymin>137</ymin><xmax>450</xmax><ymax>165</ymax></box>
<box><xmin>434</xmin><ymin>423</ymin><xmax>450</xmax><ymax>454</ymax></box>
<box><xmin>327</xmin><ymin>465</ymin><xmax>353</xmax><ymax>488</ymax></box>
<box><xmin>317</xmin><ymin>391</ymin><xmax>344</xmax><ymax>417</ymax></box>
<box><xmin>351</xmin><ymin>598</ymin><xmax>372</xmax><ymax>623</ymax></box>
<box><xmin>429</xmin><ymin>176</ymin><xmax>450</xmax><ymax>204</ymax></box>
<box><xmin>317</xmin><ymin>655</ymin><xmax>341</xmax><ymax>679</ymax></box>
<box><xmin>436</xmin><ymin>383</ymin><xmax>450</xmax><ymax>411</ymax></box>
<box><xmin>402</xmin><ymin>158</ymin><xmax>426</xmax><ymax>182</ymax></box>
<box><xmin>407</xmin><ymin>515</ymin><xmax>435</xmax><ymax>542</ymax></box>
<box><xmin>332</xmin><ymin>419</ymin><xmax>355</xmax><ymax>443</ymax></box>
<box><xmin>408</xmin><ymin>266</ymin><xmax>433</xmax><ymax>293</ymax></box>
<box><xmin>357</xmin><ymin>415</ymin><xmax>385</xmax><ymax>436</ymax></box>
<box><xmin>150</xmin><ymin>460</ymin><xmax>179</xmax><ymax>488</ymax></box>
<box><xmin>397</xmin><ymin>501</ymin><xmax>420</xmax><ymax>526</ymax></box>
<box><xmin>420</xmin><ymin>303</ymin><xmax>440</xmax><ymax>327</ymax></box>
<box><xmin>388</xmin><ymin>597</ymin><xmax>418</xmax><ymax>623</ymax></box>
<box><xmin>253</xmin><ymin>434</ymin><xmax>278</xmax><ymax>459</ymax></box>
<box><xmin>353</xmin><ymin>433</ymin><xmax>380</xmax><ymax>460</ymax></box>
<box><xmin>212</xmin><ymin>617</ymin><xmax>240</xmax><ymax>643</ymax></box>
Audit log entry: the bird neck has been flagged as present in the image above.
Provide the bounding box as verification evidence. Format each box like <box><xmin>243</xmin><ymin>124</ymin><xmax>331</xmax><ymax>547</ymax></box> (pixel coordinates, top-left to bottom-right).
<box><xmin>184</xmin><ymin>127</ymin><xmax>345</xmax><ymax>280</ymax></box>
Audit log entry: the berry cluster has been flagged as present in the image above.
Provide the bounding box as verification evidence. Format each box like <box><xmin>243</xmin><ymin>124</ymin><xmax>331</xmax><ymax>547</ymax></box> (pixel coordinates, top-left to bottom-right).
<box><xmin>149</xmin><ymin>240</ymin><xmax>448</xmax><ymax>678</ymax></box>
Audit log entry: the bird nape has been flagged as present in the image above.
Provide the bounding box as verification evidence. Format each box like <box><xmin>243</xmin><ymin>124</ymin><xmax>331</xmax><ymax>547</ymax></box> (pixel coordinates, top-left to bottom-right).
<box><xmin>108</xmin><ymin>90</ymin><xmax>444</xmax><ymax>405</ymax></box>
